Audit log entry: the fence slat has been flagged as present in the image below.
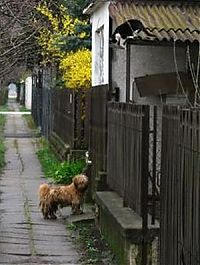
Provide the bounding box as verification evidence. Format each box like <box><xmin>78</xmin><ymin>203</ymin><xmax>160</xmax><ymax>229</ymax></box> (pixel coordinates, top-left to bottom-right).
<box><xmin>160</xmin><ymin>106</ymin><xmax>200</xmax><ymax>265</ymax></box>
<box><xmin>107</xmin><ymin>102</ymin><xmax>149</xmax><ymax>216</ymax></box>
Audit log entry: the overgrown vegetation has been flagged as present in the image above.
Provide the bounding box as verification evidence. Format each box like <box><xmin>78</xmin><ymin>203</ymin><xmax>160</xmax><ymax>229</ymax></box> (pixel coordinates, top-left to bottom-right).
<box><xmin>68</xmin><ymin>221</ymin><xmax>119</xmax><ymax>265</ymax></box>
<box><xmin>20</xmin><ymin>105</ymin><xmax>31</xmax><ymax>112</ymax></box>
<box><xmin>24</xmin><ymin>116</ymin><xmax>85</xmax><ymax>184</ymax></box>
<box><xmin>36</xmin><ymin>138</ymin><xmax>85</xmax><ymax>184</ymax></box>
<box><xmin>36</xmin><ymin>1</ymin><xmax>91</xmax><ymax>90</ymax></box>
<box><xmin>0</xmin><ymin>103</ymin><xmax>8</xmax><ymax>112</ymax></box>
<box><xmin>23</xmin><ymin>114</ymin><xmax>37</xmax><ymax>130</ymax></box>
<box><xmin>0</xmin><ymin>114</ymin><xmax>6</xmax><ymax>170</ymax></box>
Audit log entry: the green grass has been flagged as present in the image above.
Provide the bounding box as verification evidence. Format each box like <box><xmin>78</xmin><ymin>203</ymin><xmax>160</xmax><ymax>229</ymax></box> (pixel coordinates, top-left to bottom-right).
<box><xmin>23</xmin><ymin>114</ymin><xmax>37</xmax><ymax>130</ymax></box>
<box><xmin>36</xmin><ymin>138</ymin><xmax>86</xmax><ymax>184</ymax></box>
<box><xmin>0</xmin><ymin>114</ymin><xmax>6</xmax><ymax>170</ymax></box>
<box><xmin>20</xmin><ymin>105</ymin><xmax>31</xmax><ymax>112</ymax></box>
<box><xmin>0</xmin><ymin>103</ymin><xmax>8</xmax><ymax>112</ymax></box>
<box><xmin>68</xmin><ymin>221</ymin><xmax>119</xmax><ymax>265</ymax></box>
<box><xmin>37</xmin><ymin>140</ymin><xmax>59</xmax><ymax>179</ymax></box>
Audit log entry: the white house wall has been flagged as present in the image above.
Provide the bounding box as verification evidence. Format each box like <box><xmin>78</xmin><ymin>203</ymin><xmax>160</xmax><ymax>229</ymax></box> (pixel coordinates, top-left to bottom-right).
<box><xmin>90</xmin><ymin>2</ymin><xmax>110</xmax><ymax>86</ymax></box>
<box><xmin>112</xmin><ymin>45</ymin><xmax>187</xmax><ymax>103</ymax></box>
<box><xmin>25</xmin><ymin>76</ymin><xmax>32</xmax><ymax>109</ymax></box>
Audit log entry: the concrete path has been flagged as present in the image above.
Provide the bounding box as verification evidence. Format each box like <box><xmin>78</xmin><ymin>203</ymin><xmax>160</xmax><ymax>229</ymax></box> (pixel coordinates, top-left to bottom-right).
<box><xmin>0</xmin><ymin>102</ymin><xmax>81</xmax><ymax>264</ymax></box>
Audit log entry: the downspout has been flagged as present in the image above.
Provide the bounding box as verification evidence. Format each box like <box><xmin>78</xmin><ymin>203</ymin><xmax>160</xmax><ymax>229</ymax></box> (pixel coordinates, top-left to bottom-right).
<box><xmin>126</xmin><ymin>40</ymin><xmax>131</xmax><ymax>102</ymax></box>
<box><xmin>108</xmin><ymin>16</ymin><xmax>113</xmax><ymax>100</ymax></box>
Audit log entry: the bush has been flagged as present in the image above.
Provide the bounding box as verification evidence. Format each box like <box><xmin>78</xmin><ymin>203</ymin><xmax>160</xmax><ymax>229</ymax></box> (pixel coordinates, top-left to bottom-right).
<box><xmin>54</xmin><ymin>160</ymin><xmax>86</xmax><ymax>184</ymax></box>
<box><xmin>37</xmin><ymin>141</ymin><xmax>86</xmax><ymax>184</ymax></box>
<box><xmin>60</xmin><ymin>49</ymin><xmax>91</xmax><ymax>90</ymax></box>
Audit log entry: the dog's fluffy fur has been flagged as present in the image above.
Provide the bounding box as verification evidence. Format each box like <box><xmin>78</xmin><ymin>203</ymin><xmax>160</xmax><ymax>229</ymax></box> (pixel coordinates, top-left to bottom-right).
<box><xmin>39</xmin><ymin>174</ymin><xmax>88</xmax><ymax>219</ymax></box>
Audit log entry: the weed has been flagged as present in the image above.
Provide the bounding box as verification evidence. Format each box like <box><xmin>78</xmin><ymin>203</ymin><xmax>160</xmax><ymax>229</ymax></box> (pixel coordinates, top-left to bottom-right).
<box><xmin>23</xmin><ymin>114</ymin><xmax>37</xmax><ymax>130</ymax></box>
<box><xmin>67</xmin><ymin>223</ymin><xmax>77</xmax><ymax>230</ymax></box>
<box><xmin>37</xmin><ymin>144</ymin><xmax>59</xmax><ymax>179</ymax></box>
<box><xmin>54</xmin><ymin>160</ymin><xmax>86</xmax><ymax>184</ymax></box>
<box><xmin>36</xmin><ymin>139</ymin><xmax>86</xmax><ymax>184</ymax></box>
<box><xmin>68</xmin><ymin>221</ymin><xmax>119</xmax><ymax>265</ymax></box>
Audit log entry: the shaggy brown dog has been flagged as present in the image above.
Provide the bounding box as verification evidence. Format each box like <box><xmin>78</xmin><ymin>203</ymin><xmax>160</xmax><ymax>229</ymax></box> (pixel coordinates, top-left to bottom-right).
<box><xmin>39</xmin><ymin>174</ymin><xmax>88</xmax><ymax>219</ymax></box>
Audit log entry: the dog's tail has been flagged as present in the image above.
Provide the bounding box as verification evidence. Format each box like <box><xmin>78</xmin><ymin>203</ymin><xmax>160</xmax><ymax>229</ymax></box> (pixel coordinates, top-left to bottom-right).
<box><xmin>39</xmin><ymin>183</ymin><xmax>50</xmax><ymax>203</ymax></box>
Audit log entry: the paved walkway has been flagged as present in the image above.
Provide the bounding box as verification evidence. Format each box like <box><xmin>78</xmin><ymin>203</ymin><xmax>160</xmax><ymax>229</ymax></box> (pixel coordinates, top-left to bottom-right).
<box><xmin>0</xmin><ymin>102</ymin><xmax>81</xmax><ymax>264</ymax></box>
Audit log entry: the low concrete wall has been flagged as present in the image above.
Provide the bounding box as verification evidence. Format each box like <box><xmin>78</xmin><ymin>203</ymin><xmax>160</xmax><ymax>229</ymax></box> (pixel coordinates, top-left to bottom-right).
<box><xmin>95</xmin><ymin>191</ymin><xmax>159</xmax><ymax>265</ymax></box>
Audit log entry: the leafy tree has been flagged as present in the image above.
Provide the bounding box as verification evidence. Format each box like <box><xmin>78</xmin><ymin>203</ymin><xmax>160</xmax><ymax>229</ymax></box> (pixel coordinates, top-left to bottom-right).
<box><xmin>36</xmin><ymin>1</ymin><xmax>91</xmax><ymax>90</ymax></box>
<box><xmin>0</xmin><ymin>0</ymin><xmax>43</xmax><ymax>84</ymax></box>
<box><xmin>59</xmin><ymin>0</ymin><xmax>93</xmax><ymax>19</ymax></box>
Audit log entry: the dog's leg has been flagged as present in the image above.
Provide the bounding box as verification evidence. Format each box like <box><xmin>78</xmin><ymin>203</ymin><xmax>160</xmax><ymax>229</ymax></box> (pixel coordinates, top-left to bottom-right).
<box><xmin>49</xmin><ymin>208</ymin><xmax>57</xmax><ymax>219</ymax></box>
<box><xmin>56</xmin><ymin>204</ymin><xmax>63</xmax><ymax>217</ymax></box>
<box><xmin>71</xmin><ymin>202</ymin><xmax>83</xmax><ymax>215</ymax></box>
<box><xmin>48</xmin><ymin>202</ymin><xmax>58</xmax><ymax>219</ymax></box>
<box><xmin>43</xmin><ymin>202</ymin><xmax>50</xmax><ymax>219</ymax></box>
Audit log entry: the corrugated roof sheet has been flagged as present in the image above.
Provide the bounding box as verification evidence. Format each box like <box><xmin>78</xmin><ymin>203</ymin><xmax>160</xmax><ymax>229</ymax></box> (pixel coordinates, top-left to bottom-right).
<box><xmin>109</xmin><ymin>2</ymin><xmax>200</xmax><ymax>42</ymax></box>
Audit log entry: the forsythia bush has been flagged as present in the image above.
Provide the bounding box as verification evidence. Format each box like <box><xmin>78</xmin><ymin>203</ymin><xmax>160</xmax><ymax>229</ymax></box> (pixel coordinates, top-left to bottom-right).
<box><xmin>37</xmin><ymin>2</ymin><xmax>91</xmax><ymax>90</ymax></box>
<box><xmin>37</xmin><ymin>3</ymin><xmax>74</xmax><ymax>60</ymax></box>
<box><xmin>60</xmin><ymin>49</ymin><xmax>91</xmax><ymax>89</ymax></box>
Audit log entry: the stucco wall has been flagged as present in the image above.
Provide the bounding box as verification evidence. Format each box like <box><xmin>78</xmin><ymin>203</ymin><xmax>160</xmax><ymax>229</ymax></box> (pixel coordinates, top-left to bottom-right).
<box><xmin>112</xmin><ymin>45</ymin><xmax>187</xmax><ymax>103</ymax></box>
<box><xmin>90</xmin><ymin>2</ymin><xmax>110</xmax><ymax>86</ymax></box>
<box><xmin>25</xmin><ymin>76</ymin><xmax>32</xmax><ymax>109</ymax></box>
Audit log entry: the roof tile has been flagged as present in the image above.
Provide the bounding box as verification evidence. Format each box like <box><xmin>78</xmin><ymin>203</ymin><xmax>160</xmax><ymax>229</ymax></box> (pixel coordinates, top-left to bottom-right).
<box><xmin>109</xmin><ymin>2</ymin><xmax>200</xmax><ymax>42</ymax></box>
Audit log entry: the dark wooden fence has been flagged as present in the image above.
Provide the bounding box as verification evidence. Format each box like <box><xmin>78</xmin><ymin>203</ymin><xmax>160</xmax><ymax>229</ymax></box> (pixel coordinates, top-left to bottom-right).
<box><xmin>160</xmin><ymin>106</ymin><xmax>200</xmax><ymax>265</ymax></box>
<box><xmin>53</xmin><ymin>88</ymin><xmax>88</xmax><ymax>150</ymax></box>
<box><xmin>32</xmin><ymin>67</ymin><xmax>87</xmax><ymax>150</ymax></box>
<box><xmin>88</xmin><ymin>85</ymin><xmax>109</xmax><ymax>192</ymax></box>
<box><xmin>53</xmin><ymin>89</ymin><xmax>75</xmax><ymax>148</ymax></box>
<box><xmin>74</xmin><ymin>90</ymin><xmax>88</xmax><ymax>149</ymax></box>
<box><xmin>107</xmin><ymin>102</ymin><xmax>149</xmax><ymax>216</ymax></box>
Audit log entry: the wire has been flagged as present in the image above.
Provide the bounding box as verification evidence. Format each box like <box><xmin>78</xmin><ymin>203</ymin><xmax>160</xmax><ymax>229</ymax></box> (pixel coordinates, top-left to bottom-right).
<box><xmin>187</xmin><ymin>44</ymin><xmax>200</xmax><ymax>107</ymax></box>
<box><xmin>173</xmin><ymin>40</ymin><xmax>193</xmax><ymax>107</ymax></box>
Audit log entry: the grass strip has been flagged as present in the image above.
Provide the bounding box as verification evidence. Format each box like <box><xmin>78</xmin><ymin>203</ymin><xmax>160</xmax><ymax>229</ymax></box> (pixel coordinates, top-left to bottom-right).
<box><xmin>68</xmin><ymin>221</ymin><xmax>119</xmax><ymax>265</ymax></box>
<box><xmin>0</xmin><ymin>114</ymin><xmax>6</xmax><ymax>170</ymax></box>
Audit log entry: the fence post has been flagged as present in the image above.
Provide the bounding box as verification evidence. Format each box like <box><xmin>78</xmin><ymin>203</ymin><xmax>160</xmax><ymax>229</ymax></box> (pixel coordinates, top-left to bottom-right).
<box><xmin>152</xmin><ymin>106</ymin><xmax>157</xmax><ymax>225</ymax></box>
<box><xmin>141</xmin><ymin>105</ymin><xmax>149</xmax><ymax>265</ymax></box>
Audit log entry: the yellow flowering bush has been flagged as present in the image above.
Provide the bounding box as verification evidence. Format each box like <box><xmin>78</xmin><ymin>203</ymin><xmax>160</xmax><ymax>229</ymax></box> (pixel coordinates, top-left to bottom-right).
<box><xmin>36</xmin><ymin>2</ymin><xmax>91</xmax><ymax>90</ymax></box>
<box><xmin>37</xmin><ymin>3</ymin><xmax>74</xmax><ymax>60</ymax></box>
<box><xmin>60</xmin><ymin>49</ymin><xmax>91</xmax><ymax>90</ymax></box>
<box><xmin>37</xmin><ymin>3</ymin><xmax>90</xmax><ymax>61</ymax></box>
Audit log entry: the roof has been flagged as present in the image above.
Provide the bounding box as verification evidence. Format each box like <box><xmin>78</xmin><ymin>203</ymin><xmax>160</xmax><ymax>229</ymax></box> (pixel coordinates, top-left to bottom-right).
<box><xmin>109</xmin><ymin>1</ymin><xmax>200</xmax><ymax>42</ymax></box>
<box><xmin>83</xmin><ymin>0</ymin><xmax>105</xmax><ymax>15</ymax></box>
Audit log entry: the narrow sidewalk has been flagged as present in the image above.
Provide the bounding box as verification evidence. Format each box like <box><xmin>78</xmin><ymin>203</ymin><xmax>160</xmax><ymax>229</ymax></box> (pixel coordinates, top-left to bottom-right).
<box><xmin>0</xmin><ymin>103</ymin><xmax>81</xmax><ymax>264</ymax></box>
